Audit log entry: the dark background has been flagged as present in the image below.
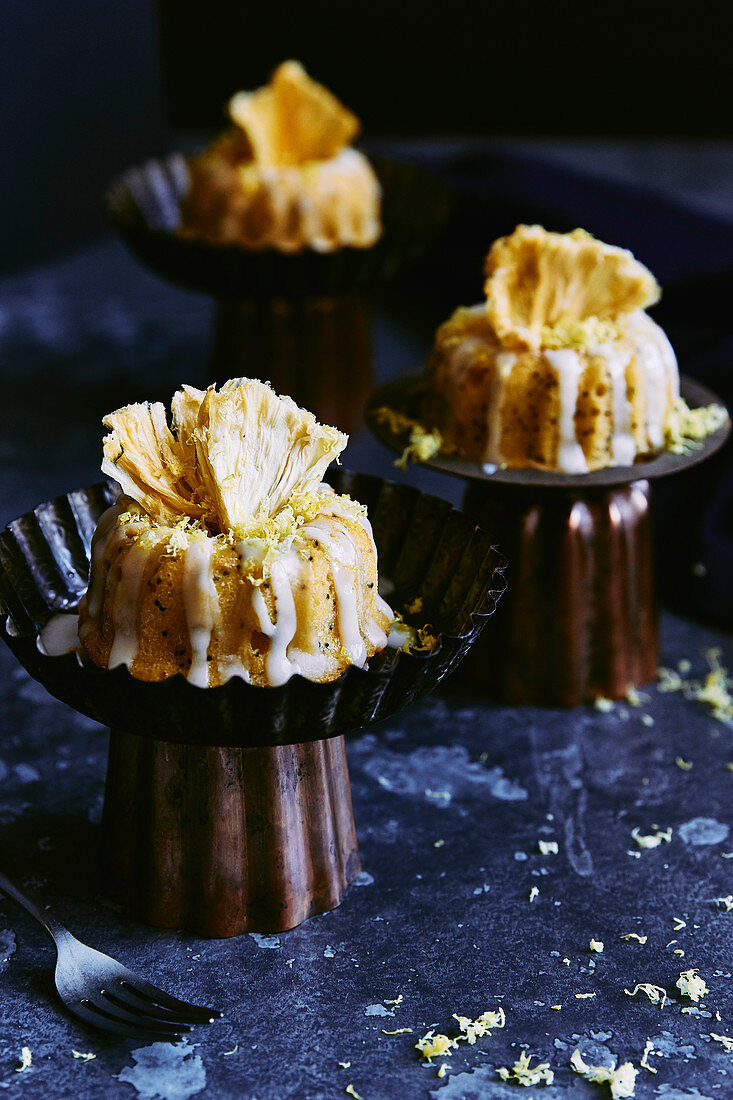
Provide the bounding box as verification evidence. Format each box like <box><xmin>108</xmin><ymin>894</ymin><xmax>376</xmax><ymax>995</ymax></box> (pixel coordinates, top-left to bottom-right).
<box><xmin>1</xmin><ymin>0</ymin><xmax>731</xmax><ymax>276</ymax></box>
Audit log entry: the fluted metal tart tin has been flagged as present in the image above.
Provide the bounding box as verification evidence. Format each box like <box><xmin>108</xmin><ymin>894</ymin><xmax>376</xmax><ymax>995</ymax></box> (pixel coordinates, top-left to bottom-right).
<box><xmin>105</xmin><ymin>153</ymin><xmax>452</xmax><ymax>300</ymax></box>
<box><xmin>0</xmin><ymin>471</ymin><xmax>505</xmax><ymax>747</ymax></box>
<box><xmin>0</xmin><ymin>471</ymin><xmax>505</xmax><ymax>936</ymax></box>
<box><xmin>367</xmin><ymin>376</ymin><xmax>730</xmax><ymax>707</ymax></box>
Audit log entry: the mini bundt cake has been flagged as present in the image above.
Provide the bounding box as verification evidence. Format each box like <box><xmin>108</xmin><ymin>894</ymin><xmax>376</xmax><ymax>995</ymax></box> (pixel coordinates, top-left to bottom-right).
<box><xmin>78</xmin><ymin>378</ymin><xmax>392</xmax><ymax>687</ymax></box>
<box><xmin>182</xmin><ymin>60</ymin><xmax>382</xmax><ymax>253</ymax></box>
<box><xmin>426</xmin><ymin>225</ymin><xmax>679</xmax><ymax>473</ymax></box>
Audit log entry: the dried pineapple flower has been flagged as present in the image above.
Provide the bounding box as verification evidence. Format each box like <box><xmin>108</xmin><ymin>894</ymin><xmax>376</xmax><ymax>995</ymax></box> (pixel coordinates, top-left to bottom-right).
<box><xmin>228</xmin><ymin>60</ymin><xmax>360</xmax><ymax>167</ymax></box>
<box><xmin>102</xmin><ymin>378</ymin><xmax>347</xmax><ymax>540</ymax></box>
<box><xmin>484</xmin><ymin>225</ymin><xmax>660</xmax><ymax>352</ymax></box>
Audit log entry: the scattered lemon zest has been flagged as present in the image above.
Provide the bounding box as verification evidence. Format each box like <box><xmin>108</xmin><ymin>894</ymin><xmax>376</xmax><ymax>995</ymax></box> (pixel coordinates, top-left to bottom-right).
<box><xmin>71</xmin><ymin>1051</ymin><xmax>96</xmax><ymax>1062</ymax></box>
<box><xmin>676</xmin><ymin>968</ymin><xmax>709</xmax><ymax>1002</ymax></box>
<box><xmin>631</xmin><ymin>826</ymin><xmax>672</xmax><ymax>850</ymax></box>
<box><xmin>452</xmin><ymin>1008</ymin><xmax>506</xmax><ymax>1044</ymax></box>
<box><xmin>570</xmin><ymin>1048</ymin><xmax>638</xmax><ymax>1098</ymax></box>
<box><xmin>551</xmin><ymin>1004</ymin><xmax>563</xmax><ymax>1010</ymax></box>
<box><xmin>345</xmin><ymin>1086</ymin><xmax>362</xmax><ymax>1099</ymax></box>
<box><xmin>594</xmin><ymin>696</ymin><xmax>614</xmax><ymax>713</ymax></box>
<box><xmin>675</xmin><ymin>757</ymin><xmax>693</xmax><ymax>771</ymax></box>
<box><xmin>639</xmin><ymin>1039</ymin><xmax>657</xmax><ymax>1074</ymax></box>
<box><xmin>529</xmin><ymin>886</ymin><xmax>539</xmax><ymax>903</ymax></box>
<box><xmin>590</xmin><ymin>939</ymin><xmax>604</xmax><ymax>953</ymax></box>
<box><xmin>674</xmin><ymin>949</ymin><xmax>685</xmax><ymax>957</ymax></box>
<box><xmin>222</xmin><ymin>1044</ymin><xmax>239</xmax><ymax>1056</ymax></box>
<box><xmin>576</xmin><ymin>992</ymin><xmax>596</xmax><ymax>999</ymax></box>
<box><xmin>437</xmin><ymin>1063</ymin><xmax>449</xmax><ymax>1079</ymax></box>
<box><xmin>16</xmin><ymin>1047</ymin><xmax>32</xmax><ymax>1073</ymax></box>
<box><xmin>415</xmin><ymin>1031</ymin><xmax>457</xmax><ymax>1062</ymax></box>
<box><xmin>382</xmin><ymin>1028</ymin><xmax>413</xmax><ymax>1035</ymax></box>
<box><xmin>714</xmin><ymin>895</ymin><xmax>733</xmax><ymax>912</ymax></box>
<box><xmin>673</xmin><ymin>917</ymin><xmax>687</xmax><ymax>930</ymax></box>
<box><xmin>497</xmin><ymin>1050</ymin><xmax>554</xmax><ymax>1086</ymax></box>
<box><xmin>538</xmin><ymin>840</ymin><xmax>559</xmax><ymax>855</ymax></box>
<box><xmin>624</xmin><ymin>983</ymin><xmax>667</xmax><ymax>1007</ymax></box>
<box><xmin>658</xmin><ymin>649</ymin><xmax>733</xmax><ymax>725</ymax></box>
<box><xmin>710</xmin><ymin>1033</ymin><xmax>733</xmax><ymax>1051</ymax></box>
<box><xmin>338</xmin><ymin>1061</ymin><xmax>351</xmax><ymax>1069</ymax></box>
<box><xmin>433</xmin><ymin>839</ymin><xmax>445</xmax><ymax>849</ymax></box>
<box><xmin>620</xmin><ymin>933</ymin><xmax>648</xmax><ymax>944</ymax></box>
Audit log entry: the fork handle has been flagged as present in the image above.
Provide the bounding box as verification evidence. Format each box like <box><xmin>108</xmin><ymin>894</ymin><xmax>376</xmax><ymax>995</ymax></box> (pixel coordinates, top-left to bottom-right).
<box><xmin>0</xmin><ymin>870</ymin><xmax>71</xmax><ymax>946</ymax></box>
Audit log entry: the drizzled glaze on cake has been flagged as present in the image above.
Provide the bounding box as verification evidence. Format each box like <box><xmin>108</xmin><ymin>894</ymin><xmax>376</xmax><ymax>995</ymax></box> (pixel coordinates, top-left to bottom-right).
<box><xmin>426</xmin><ymin>227</ymin><xmax>680</xmax><ymax>473</ymax></box>
<box><xmin>76</xmin><ymin>378</ymin><xmax>393</xmax><ymax>687</ymax></box>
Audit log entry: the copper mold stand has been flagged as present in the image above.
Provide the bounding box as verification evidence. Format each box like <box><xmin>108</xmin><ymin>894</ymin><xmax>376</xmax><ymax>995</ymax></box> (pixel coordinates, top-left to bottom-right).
<box><xmin>367</xmin><ymin>375</ymin><xmax>730</xmax><ymax>707</ymax></box>
<box><xmin>0</xmin><ymin>473</ymin><xmax>505</xmax><ymax>937</ymax></box>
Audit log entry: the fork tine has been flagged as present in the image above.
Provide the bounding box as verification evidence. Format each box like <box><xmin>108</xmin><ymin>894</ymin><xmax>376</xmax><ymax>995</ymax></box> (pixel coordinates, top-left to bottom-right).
<box><xmin>69</xmin><ymin>1001</ymin><xmax>184</xmax><ymax>1043</ymax></box>
<box><xmin>81</xmin><ymin>993</ymin><xmax>192</xmax><ymax>1036</ymax></box>
<box><xmin>119</xmin><ymin>978</ymin><xmax>222</xmax><ymax>1022</ymax></box>
<box><xmin>103</xmin><ymin>985</ymin><xmax>202</xmax><ymax>1029</ymax></box>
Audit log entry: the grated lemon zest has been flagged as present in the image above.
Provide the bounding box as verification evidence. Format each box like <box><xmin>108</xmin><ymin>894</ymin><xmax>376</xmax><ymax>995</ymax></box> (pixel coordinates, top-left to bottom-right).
<box><xmin>710</xmin><ymin>1033</ymin><xmax>733</xmax><ymax>1051</ymax></box>
<box><xmin>16</xmin><ymin>1047</ymin><xmax>32</xmax><ymax>1073</ymax></box>
<box><xmin>590</xmin><ymin>939</ymin><xmax>604</xmax><ymax>953</ymax></box>
<box><xmin>625</xmin><ymin>983</ymin><xmax>667</xmax><ymax>1007</ymax></box>
<box><xmin>538</xmin><ymin>840</ymin><xmax>559</xmax><ymax>855</ymax></box>
<box><xmin>620</xmin><ymin>933</ymin><xmax>648</xmax><ymax>944</ymax></box>
<box><xmin>631</xmin><ymin>826</ymin><xmax>672</xmax><ymax>850</ymax></box>
<box><xmin>570</xmin><ymin>1048</ymin><xmax>638</xmax><ymax>1098</ymax></box>
<box><xmin>373</xmin><ymin>406</ymin><xmax>444</xmax><ymax>470</ymax></box>
<box><xmin>676</xmin><ymin>968</ymin><xmax>709</xmax><ymax>1002</ymax></box>
<box><xmin>714</xmin><ymin>895</ymin><xmax>733</xmax><ymax>912</ymax></box>
<box><xmin>497</xmin><ymin>1050</ymin><xmax>554</xmax><ymax>1086</ymax></box>
<box><xmin>639</xmin><ymin>1039</ymin><xmax>657</xmax><ymax>1074</ymax></box>
<box><xmin>664</xmin><ymin>397</ymin><xmax>728</xmax><ymax>455</ymax></box>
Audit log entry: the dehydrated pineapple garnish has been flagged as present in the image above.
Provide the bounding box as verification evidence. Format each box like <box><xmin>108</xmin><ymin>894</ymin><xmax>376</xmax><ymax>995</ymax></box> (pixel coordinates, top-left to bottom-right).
<box><xmin>496</xmin><ymin>1050</ymin><xmax>554</xmax><ymax>1086</ymax></box>
<box><xmin>102</xmin><ymin>378</ymin><xmax>347</xmax><ymax>539</ymax></box>
<box><xmin>570</xmin><ymin>1049</ymin><xmax>638</xmax><ymax>1098</ymax></box>
<box><xmin>228</xmin><ymin>60</ymin><xmax>359</xmax><ymax>167</ymax></box>
<box><xmin>484</xmin><ymin>225</ymin><xmax>660</xmax><ymax>351</ymax></box>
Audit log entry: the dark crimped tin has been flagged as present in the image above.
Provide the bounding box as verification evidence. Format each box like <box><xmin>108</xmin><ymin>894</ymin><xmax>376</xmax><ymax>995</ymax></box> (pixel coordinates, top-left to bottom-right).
<box><xmin>105</xmin><ymin>152</ymin><xmax>452</xmax><ymax>300</ymax></box>
<box><xmin>0</xmin><ymin>472</ymin><xmax>505</xmax><ymax>748</ymax></box>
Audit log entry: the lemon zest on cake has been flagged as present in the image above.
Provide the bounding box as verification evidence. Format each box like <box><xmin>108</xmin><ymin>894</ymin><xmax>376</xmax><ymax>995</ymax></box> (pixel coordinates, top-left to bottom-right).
<box><xmin>664</xmin><ymin>396</ymin><xmax>728</xmax><ymax>455</ymax></box>
<box><xmin>676</xmin><ymin>969</ymin><xmax>709</xmax><ymax>1002</ymax></box>
<box><xmin>496</xmin><ymin>1050</ymin><xmax>554</xmax><ymax>1086</ymax></box>
<box><xmin>624</xmin><ymin>983</ymin><xmax>667</xmax><ymax>1007</ymax></box>
<box><xmin>570</xmin><ymin>1048</ymin><xmax>638</xmax><ymax>1098</ymax></box>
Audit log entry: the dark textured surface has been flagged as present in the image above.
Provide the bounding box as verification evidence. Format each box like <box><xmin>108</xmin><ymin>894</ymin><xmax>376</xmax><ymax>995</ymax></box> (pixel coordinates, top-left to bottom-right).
<box><xmin>0</xmin><ymin>152</ymin><xmax>732</xmax><ymax>1098</ymax></box>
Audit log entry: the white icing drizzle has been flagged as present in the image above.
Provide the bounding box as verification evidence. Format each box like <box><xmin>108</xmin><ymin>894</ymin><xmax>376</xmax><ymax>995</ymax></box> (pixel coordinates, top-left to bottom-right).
<box><xmin>486</xmin><ymin>351</ymin><xmax>515</xmax><ymax>465</ymax></box>
<box><xmin>107</xmin><ymin>542</ymin><xmax>150</xmax><ymax>670</ymax></box>
<box><xmin>182</xmin><ymin>537</ymin><xmax>219</xmax><ymax>688</ymax></box>
<box><xmin>543</xmin><ymin>349</ymin><xmax>589</xmax><ymax>473</ymax></box>
<box><xmin>257</xmin><ymin>555</ymin><xmax>299</xmax><ymax>687</ymax></box>
<box><xmin>594</xmin><ymin>340</ymin><xmax>636</xmax><ymax>466</ymax></box>
<box><xmin>84</xmin><ymin>503</ymin><xmax>127</xmax><ymax>620</ymax></box>
<box><xmin>37</xmin><ymin>613</ymin><xmax>80</xmax><ymax>657</ymax></box>
<box><xmin>625</xmin><ymin>310</ymin><xmax>679</xmax><ymax>449</ymax></box>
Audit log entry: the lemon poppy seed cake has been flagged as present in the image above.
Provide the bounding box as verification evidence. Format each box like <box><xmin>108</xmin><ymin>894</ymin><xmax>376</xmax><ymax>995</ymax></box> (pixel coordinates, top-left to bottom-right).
<box><xmin>78</xmin><ymin>379</ymin><xmax>392</xmax><ymax>687</ymax></box>
<box><xmin>182</xmin><ymin>61</ymin><xmax>382</xmax><ymax>253</ymax></box>
<box><xmin>426</xmin><ymin>225</ymin><xmax>679</xmax><ymax>473</ymax></box>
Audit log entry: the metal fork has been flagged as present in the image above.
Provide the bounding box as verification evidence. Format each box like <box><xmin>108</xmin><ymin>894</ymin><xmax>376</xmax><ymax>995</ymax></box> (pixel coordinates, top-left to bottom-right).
<box><xmin>0</xmin><ymin>870</ymin><xmax>222</xmax><ymax>1041</ymax></box>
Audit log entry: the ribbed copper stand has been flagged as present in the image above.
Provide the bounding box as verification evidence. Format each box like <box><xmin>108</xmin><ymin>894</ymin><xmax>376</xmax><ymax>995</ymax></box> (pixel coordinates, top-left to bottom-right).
<box><xmin>101</xmin><ymin>731</ymin><xmax>361</xmax><ymax>938</ymax></box>
<box><xmin>461</xmin><ymin>479</ymin><xmax>657</xmax><ymax>706</ymax></box>
<box><xmin>210</xmin><ymin>294</ymin><xmax>372</xmax><ymax>434</ymax></box>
